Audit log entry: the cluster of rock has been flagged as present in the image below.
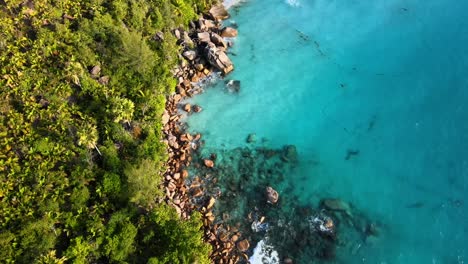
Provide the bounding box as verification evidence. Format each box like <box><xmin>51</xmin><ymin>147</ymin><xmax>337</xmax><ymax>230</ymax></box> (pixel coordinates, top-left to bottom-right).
<box><xmin>188</xmin><ymin>141</ymin><xmax>384</xmax><ymax>263</ymax></box>
<box><xmin>171</xmin><ymin>4</ymin><xmax>237</xmax><ymax>91</ymax></box>
<box><xmin>160</xmin><ymin>4</ymin><xmax>253</xmax><ymax>263</ymax></box>
<box><xmin>161</xmin><ymin>3</ymin><xmax>383</xmax><ymax>263</ymax></box>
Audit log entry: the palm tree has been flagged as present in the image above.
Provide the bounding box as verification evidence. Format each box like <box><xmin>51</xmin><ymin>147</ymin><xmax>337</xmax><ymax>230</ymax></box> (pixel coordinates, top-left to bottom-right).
<box><xmin>111</xmin><ymin>97</ymin><xmax>134</xmax><ymax>126</ymax></box>
<box><xmin>77</xmin><ymin>123</ymin><xmax>101</xmax><ymax>156</ymax></box>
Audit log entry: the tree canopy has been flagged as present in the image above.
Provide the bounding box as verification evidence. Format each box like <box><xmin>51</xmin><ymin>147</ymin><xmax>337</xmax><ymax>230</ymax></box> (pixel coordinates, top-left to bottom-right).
<box><xmin>0</xmin><ymin>0</ymin><xmax>215</xmax><ymax>262</ymax></box>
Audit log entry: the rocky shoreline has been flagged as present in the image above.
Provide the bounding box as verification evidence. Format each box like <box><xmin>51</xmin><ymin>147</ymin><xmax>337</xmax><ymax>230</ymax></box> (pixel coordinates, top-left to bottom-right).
<box><xmin>161</xmin><ymin>3</ymin><xmax>383</xmax><ymax>263</ymax></box>
<box><xmin>161</xmin><ymin>3</ymin><xmax>247</xmax><ymax>263</ymax></box>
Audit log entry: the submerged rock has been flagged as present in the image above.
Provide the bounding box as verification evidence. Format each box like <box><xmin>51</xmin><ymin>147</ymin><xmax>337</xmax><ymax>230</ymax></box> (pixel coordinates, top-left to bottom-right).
<box><xmin>225</xmin><ymin>80</ymin><xmax>240</xmax><ymax>92</ymax></box>
<box><xmin>266</xmin><ymin>186</ymin><xmax>279</xmax><ymax>204</ymax></box>
<box><xmin>320</xmin><ymin>198</ymin><xmax>352</xmax><ymax>217</ymax></box>
<box><xmin>204</xmin><ymin>159</ymin><xmax>215</xmax><ymax>168</ymax></box>
<box><xmin>281</xmin><ymin>145</ymin><xmax>298</xmax><ymax>163</ymax></box>
<box><xmin>193</xmin><ymin>104</ymin><xmax>203</xmax><ymax>113</ymax></box>
<box><xmin>246</xmin><ymin>133</ymin><xmax>256</xmax><ymax>143</ymax></box>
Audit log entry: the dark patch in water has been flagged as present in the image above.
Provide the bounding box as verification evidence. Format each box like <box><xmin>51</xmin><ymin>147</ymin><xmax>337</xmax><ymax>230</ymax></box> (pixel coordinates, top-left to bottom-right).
<box><xmin>368</xmin><ymin>115</ymin><xmax>377</xmax><ymax>131</ymax></box>
<box><xmin>345</xmin><ymin>149</ymin><xmax>360</xmax><ymax>160</ymax></box>
<box><xmin>313</xmin><ymin>40</ymin><xmax>326</xmax><ymax>56</ymax></box>
<box><xmin>406</xmin><ymin>202</ymin><xmax>425</xmax><ymax>208</ymax></box>
<box><xmin>295</xmin><ymin>29</ymin><xmax>310</xmax><ymax>42</ymax></box>
<box><xmin>249</xmin><ymin>44</ymin><xmax>256</xmax><ymax>62</ymax></box>
<box><xmin>189</xmin><ymin>142</ymin><xmax>380</xmax><ymax>262</ymax></box>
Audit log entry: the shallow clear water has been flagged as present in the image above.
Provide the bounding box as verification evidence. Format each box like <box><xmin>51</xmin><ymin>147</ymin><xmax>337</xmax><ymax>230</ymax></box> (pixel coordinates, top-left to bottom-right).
<box><xmin>187</xmin><ymin>0</ymin><xmax>468</xmax><ymax>262</ymax></box>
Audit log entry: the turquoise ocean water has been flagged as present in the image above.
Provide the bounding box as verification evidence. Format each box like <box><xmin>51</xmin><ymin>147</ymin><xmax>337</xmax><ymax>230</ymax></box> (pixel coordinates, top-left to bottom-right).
<box><xmin>186</xmin><ymin>0</ymin><xmax>468</xmax><ymax>262</ymax></box>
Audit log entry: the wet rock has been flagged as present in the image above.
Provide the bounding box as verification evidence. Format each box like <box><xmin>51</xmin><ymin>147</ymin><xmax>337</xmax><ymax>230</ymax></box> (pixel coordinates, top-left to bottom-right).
<box><xmin>237</xmin><ymin>239</ymin><xmax>250</xmax><ymax>252</ymax></box>
<box><xmin>183</xmin><ymin>50</ymin><xmax>197</xmax><ymax>61</ymax></box>
<box><xmin>225</xmin><ymin>80</ymin><xmax>240</xmax><ymax>92</ymax></box>
<box><xmin>193</xmin><ymin>105</ymin><xmax>203</xmax><ymax>113</ymax></box>
<box><xmin>310</xmin><ymin>214</ymin><xmax>336</xmax><ymax>237</ymax></box>
<box><xmin>211</xmin><ymin>33</ymin><xmax>227</xmax><ymax>48</ymax></box>
<box><xmin>183</xmin><ymin>103</ymin><xmax>191</xmax><ymax>112</ymax></box>
<box><xmin>207</xmin><ymin>196</ymin><xmax>216</xmax><ymax>209</ymax></box>
<box><xmin>266</xmin><ymin>186</ymin><xmax>279</xmax><ymax>204</ymax></box>
<box><xmin>365</xmin><ymin>235</ymin><xmax>379</xmax><ymax>246</ymax></box>
<box><xmin>205</xmin><ymin>42</ymin><xmax>233</xmax><ymax>74</ymax></box>
<box><xmin>221</xmin><ymin>27</ymin><xmax>238</xmax><ymax>37</ymax></box>
<box><xmin>320</xmin><ymin>198</ymin><xmax>352</xmax><ymax>217</ymax></box>
<box><xmin>204</xmin><ymin>159</ymin><xmax>214</xmax><ymax>168</ymax></box>
<box><xmin>284</xmin><ymin>258</ymin><xmax>294</xmax><ymax>264</ymax></box>
<box><xmin>246</xmin><ymin>133</ymin><xmax>256</xmax><ymax>143</ymax></box>
<box><xmin>209</xmin><ymin>4</ymin><xmax>229</xmax><ymax>21</ymax></box>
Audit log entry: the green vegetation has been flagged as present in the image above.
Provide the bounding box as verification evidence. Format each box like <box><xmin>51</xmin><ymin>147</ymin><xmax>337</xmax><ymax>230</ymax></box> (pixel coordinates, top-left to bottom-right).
<box><xmin>0</xmin><ymin>0</ymin><xmax>215</xmax><ymax>262</ymax></box>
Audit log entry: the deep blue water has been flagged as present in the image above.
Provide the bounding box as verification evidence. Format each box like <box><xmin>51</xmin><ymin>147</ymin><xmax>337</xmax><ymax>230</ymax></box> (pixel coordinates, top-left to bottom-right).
<box><xmin>186</xmin><ymin>0</ymin><xmax>468</xmax><ymax>262</ymax></box>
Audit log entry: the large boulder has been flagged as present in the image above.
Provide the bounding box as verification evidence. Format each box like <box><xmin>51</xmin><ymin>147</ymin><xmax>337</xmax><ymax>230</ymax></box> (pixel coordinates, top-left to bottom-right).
<box><xmin>205</xmin><ymin>43</ymin><xmax>233</xmax><ymax>74</ymax></box>
<box><xmin>221</xmin><ymin>27</ymin><xmax>238</xmax><ymax>38</ymax></box>
<box><xmin>198</xmin><ymin>18</ymin><xmax>216</xmax><ymax>30</ymax></box>
<box><xmin>197</xmin><ymin>32</ymin><xmax>211</xmax><ymax>43</ymax></box>
<box><xmin>237</xmin><ymin>239</ymin><xmax>250</xmax><ymax>252</ymax></box>
<box><xmin>183</xmin><ymin>50</ymin><xmax>197</xmax><ymax>61</ymax></box>
<box><xmin>266</xmin><ymin>186</ymin><xmax>279</xmax><ymax>204</ymax></box>
<box><xmin>320</xmin><ymin>198</ymin><xmax>353</xmax><ymax>217</ymax></box>
<box><xmin>210</xmin><ymin>33</ymin><xmax>227</xmax><ymax>48</ymax></box>
<box><xmin>209</xmin><ymin>4</ymin><xmax>229</xmax><ymax>21</ymax></box>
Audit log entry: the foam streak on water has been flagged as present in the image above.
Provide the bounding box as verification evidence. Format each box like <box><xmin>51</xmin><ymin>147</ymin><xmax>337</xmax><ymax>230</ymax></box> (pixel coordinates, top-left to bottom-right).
<box><xmin>190</xmin><ymin>0</ymin><xmax>468</xmax><ymax>263</ymax></box>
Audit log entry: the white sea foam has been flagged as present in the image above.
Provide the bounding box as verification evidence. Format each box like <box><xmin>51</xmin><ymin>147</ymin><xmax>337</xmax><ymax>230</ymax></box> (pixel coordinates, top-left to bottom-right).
<box><xmin>285</xmin><ymin>0</ymin><xmax>300</xmax><ymax>7</ymax></box>
<box><xmin>223</xmin><ymin>0</ymin><xmax>248</xmax><ymax>9</ymax></box>
<box><xmin>249</xmin><ymin>239</ymin><xmax>279</xmax><ymax>264</ymax></box>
